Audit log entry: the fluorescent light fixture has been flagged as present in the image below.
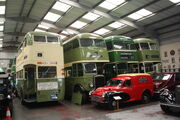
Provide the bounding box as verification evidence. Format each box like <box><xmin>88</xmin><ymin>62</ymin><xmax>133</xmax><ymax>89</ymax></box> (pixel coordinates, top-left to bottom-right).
<box><xmin>108</xmin><ymin>22</ymin><xmax>125</xmax><ymax>28</ymax></box>
<box><xmin>94</xmin><ymin>28</ymin><xmax>110</xmax><ymax>35</ymax></box>
<box><xmin>0</xmin><ymin>26</ymin><xmax>3</xmax><ymax>31</ymax></box>
<box><xmin>0</xmin><ymin>21</ymin><xmax>4</xmax><ymax>24</ymax></box>
<box><xmin>128</xmin><ymin>9</ymin><xmax>152</xmax><ymax>20</ymax></box>
<box><xmin>52</xmin><ymin>1</ymin><xmax>71</xmax><ymax>12</ymax></box>
<box><xmin>0</xmin><ymin>6</ymin><xmax>5</xmax><ymax>14</ymax></box>
<box><xmin>0</xmin><ymin>38</ymin><xmax>2</xmax><ymax>41</ymax></box>
<box><xmin>34</xmin><ymin>29</ymin><xmax>45</xmax><ymax>32</ymax></box>
<box><xmin>169</xmin><ymin>0</ymin><xmax>180</xmax><ymax>3</ymax></box>
<box><xmin>99</xmin><ymin>0</ymin><xmax>126</xmax><ymax>10</ymax></box>
<box><xmin>0</xmin><ymin>0</ymin><xmax>6</xmax><ymax>1</ymax></box>
<box><xmin>70</xmin><ymin>21</ymin><xmax>87</xmax><ymax>29</ymax></box>
<box><xmin>82</xmin><ymin>12</ymin><xmax>100</xmax><ymax>21</ymax></box>
<box><xmin>38</xmin><ymin>24</ymin><xmax>49</xmax><ymax>29</ymax></box>
<box><xmin>0</xmin><ymin>44</ymin><xmax>2</xmax><ymax>48</ymax></box>
<box><xmin>44</xmin><ymin>12</ymin><xmax>61</xmax><ymax>22</ymax></box>
<box><xmin>60</xmin><ymin>35</ymin><xmax>67</xmax><ymax>39</ymax></box>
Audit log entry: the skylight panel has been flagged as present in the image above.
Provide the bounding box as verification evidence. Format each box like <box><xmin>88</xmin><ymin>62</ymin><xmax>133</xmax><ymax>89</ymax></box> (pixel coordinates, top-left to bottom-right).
<box><xmin>0</xmin><ymin>26</ymin><xmax>4</xmax><ymax>31</ymax></box>
<box><xmin>34</xmin><ymin>29</ymin><xmax>45</xmax><ymax>32</ymax></box>
<box><xmin>94</xmin><ymin>28</ymin><xmax>110</xmax><ymax>35</ymax></box>
<box><xmin>108</xmin><ymin>22</ymin><xmax>125</xmax><ymax>28</ymax></box>
<box><xmin>44</xmin><ymin>12</ymin><xmax>61</xmax><ymax>22</ymax></box>
<box><xmin>38</xmin><ymin>24</ymin><xmax>49</xmax><ymax>29</ymax></box>
<box><xmin>70</xmin><ymin>21</ymin><xmax>87</xmax><ymax>29</ymax></box>
<box><xmin>82</xmin><ymin>12</ymin><xmax>100</xmax><ymax>21</ymax></box>
<box><xmin>128</xmin><ymin>9</ymin><xmax>153</xmax><ymax>20</ymax></box>
<box><xmin>99</xmin><ymin>0</ymin><xmax>126</xmax><ymax>10</ymax></box>
<box><xmin>52</xmin><ymin>2</ymin><xmax>71</xmax><ymax>12</ymax></box>
<box><xmin>169</xmin><ymin>0</ymin><xmax>180</xmax><ymax>3</ymax></box>
<box><xmin>0</xmin><ymin>21</ymin><xmax>4</xmax><ymax>24</ymax></box>
<box><xmin>0</xmin><ymin>38</ymin><xmax>2</xmax><ymax>41</ymax></box>
<box><xmin>0</xmin><ymin>44</ymin><xmax>2</xmax><ymax>48</ymax></box>
<box><xmin>0</xmin><ymin>6</ymin><xmax>5</xmax><ymax>14</ymax></box>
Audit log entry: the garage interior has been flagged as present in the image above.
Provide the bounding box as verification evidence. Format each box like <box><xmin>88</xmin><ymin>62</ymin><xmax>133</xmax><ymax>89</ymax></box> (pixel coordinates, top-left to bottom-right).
<box><xmin>0</xmin><ymin>0</ymin><xmax>180</xmax><ymax>120</ymax></box>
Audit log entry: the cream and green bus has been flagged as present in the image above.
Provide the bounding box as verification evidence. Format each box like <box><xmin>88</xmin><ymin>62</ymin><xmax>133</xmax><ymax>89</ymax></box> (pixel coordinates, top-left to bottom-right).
<box><xmin>16</xmin><ymin>32</ymin><xmax>65</xmax><ymax>104</ymax></box>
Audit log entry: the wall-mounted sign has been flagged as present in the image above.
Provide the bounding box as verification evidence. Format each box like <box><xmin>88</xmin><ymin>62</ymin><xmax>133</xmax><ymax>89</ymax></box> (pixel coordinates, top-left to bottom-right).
<box><xmin>170</xmin><ymin>50</ymin><xmax>175</xmax><ymax>55</ymax></box>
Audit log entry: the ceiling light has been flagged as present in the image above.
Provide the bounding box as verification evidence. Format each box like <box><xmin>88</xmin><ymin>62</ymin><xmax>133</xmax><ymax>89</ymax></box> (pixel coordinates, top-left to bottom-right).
<box><xmin>70</xmin><ymin>21</ymin><xmax>87</xmax><ymax>29</ymax></box>
<box><xmin>34</xmin><ymin>29</ymin><xmax>45</xmax><ymax>32</ymax></box>
<box><xmin>108</xmin><ymin>22</ymin><xmax>125</xmax><ymax>28</ymax></box>
<box><xmin>0</xmin><ymin>38</ymin><xmax>2</xmax><ymax>41</ymax></box>
<box><xmin>44</xmin><ymin>12</ymin><xmax>61</xmax><ymax>22</ymax></box>
<box><xmin>52</xmin><ymin>2</ymin><xmax>71</xmax><ymax>12</ymax></box>
<box><xmin>0</xmin><ymin>6</ymin><xmax>5</xmax><ymax>14</ymax></box>
<box><xmin>38</xmin><ymin>24</ymin><xmax>49</xmax><ymax>29</ymax></box>
<box><xmin>94</xmin><ymin>28</ymin><xmax>110</xmax><ymax>35</ymax></box>
<box><xmin>0</xmin><ymin>44</ymin><xmax>2</xmax><ymax>48</ymax></box>
<box><xmin>99</xmin><ymin>0</ymin><xmax>126</xmax><ymax>10</ymax></box>
<box><xmin>169</xmin><ymin>0</ymin><xmax>180</xmax><ymax>3</ymax></box>
<box><xmin>0</xmin><ymin>26</ymin><xmax>4</xmax><ymax>31</ymax></box>
<box><xmin>82</xmin><ymin>12</ymin><xmax>100</xmax><ymax>21</ymax></box>
<box><xmin>127</xmin><ymin>9</ymin><xmax>153</xmax><ymax>20</ymax></box>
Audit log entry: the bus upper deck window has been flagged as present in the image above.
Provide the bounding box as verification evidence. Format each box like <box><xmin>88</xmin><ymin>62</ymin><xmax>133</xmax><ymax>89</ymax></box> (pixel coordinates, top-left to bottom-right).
<box><xmin>150</xmin><ymin>43</ymin><xmax>157</xmax><ymax>50</ymax></box>
<box><xmin>34</xmin><ymin>36</ymin><xmax>46</xmax><ymax>42</ymax></box>
<box><xmin>47</xmin><ymin>36</ymin><xmax>58</xmax><ymax>43</ymax></box>
<box><xmin>130</xmin><ymin>44</ymin><xmax>137</xmax><ymax>50</ymax></box>
<box><xmin>106</xmin><ymin>41</ymin><xmax>113</xmax><ymax>50</ymax></box>
<box><xmin>140</xmin><ymin>43</ymin><xmax>149</xmax><ymax>50</ymax></box>
<box><xmin>80</xmin><ymin>38</ymin><xmax>93</xmax><ymax>47</ymax></box>
<box><xmin>113</xmin><ymin>41</ymin><xmax>128</xmax><ymax>50</ymax></box>
<box><xmin>94</xmin><ymin>39</ymin><xmax>106</xmax><ymax>48</ymax></box>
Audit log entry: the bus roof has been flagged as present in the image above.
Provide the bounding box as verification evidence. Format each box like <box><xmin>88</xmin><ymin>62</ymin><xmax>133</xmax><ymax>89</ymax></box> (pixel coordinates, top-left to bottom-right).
<box><xmin>63</xmin><ymin>33</ymin><xmax>103</xmax><ymax>44</ymax></box>
<box><xmin>105</xmin><ymin>36</ymin><xmax>133</xmax><ymax>43</ymax></box>
<box><xmin>27</xmin><ymin>31</ymin><xmax>60</xmax><ymax>37</ymax></box>
<box><xmin>118</xmin><ymin>73</ymin><xmax>151</xmax><ymax>77</ymax></box>
<box><xmin>133</xmin><ymin>38</ymin><xmax>156</xmax><ymax>43</ymax></box>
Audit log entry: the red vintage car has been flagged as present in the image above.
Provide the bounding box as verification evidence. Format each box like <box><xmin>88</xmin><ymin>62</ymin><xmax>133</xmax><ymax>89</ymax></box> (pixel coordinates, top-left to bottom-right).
<box><xmin>90</xmin><ymin>73</ymin><xmax>154</xmax><ymax>109</ymax></box>
<box><xmin>153</xmin><ymin>72</ymin><xmax>180</xmax><ymax>94</ymax></box>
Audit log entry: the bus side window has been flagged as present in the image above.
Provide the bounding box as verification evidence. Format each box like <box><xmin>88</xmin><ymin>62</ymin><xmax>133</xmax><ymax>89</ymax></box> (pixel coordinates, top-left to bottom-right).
<box><xmin>72</xmin><ymin>64</ymin><xmax>77</xmax><ymax>77</ymax></box>
<box><xmin>77</xmin><ymin>63</ymin><xmax>83</xmax><ymax>76</ymax></box>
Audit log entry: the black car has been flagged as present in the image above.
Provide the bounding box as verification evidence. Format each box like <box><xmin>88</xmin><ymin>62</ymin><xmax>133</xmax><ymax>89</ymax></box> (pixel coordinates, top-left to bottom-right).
<box><xmin>0</xmin><ymin>69</ymin><xmax>13</xmax><ymax>118</ymax></box>
<box><xmin>160</xmin><ymin>85</ymin><xmax>180</xmax><ymax>113</ymax></box>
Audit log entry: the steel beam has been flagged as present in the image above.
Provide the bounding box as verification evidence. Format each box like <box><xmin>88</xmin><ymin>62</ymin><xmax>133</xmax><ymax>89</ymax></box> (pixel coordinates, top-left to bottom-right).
<box><xmin>58</xmin><ymin>0</ymin><xmax>158</xmax><ymax>38</ymax></box>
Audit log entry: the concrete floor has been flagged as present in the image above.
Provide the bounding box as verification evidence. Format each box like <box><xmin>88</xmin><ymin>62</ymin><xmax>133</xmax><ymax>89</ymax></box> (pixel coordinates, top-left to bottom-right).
<box><xmin>12</xmin><ymin>98</ymin><xmax>180</xmax><ymax>120</ymax></box>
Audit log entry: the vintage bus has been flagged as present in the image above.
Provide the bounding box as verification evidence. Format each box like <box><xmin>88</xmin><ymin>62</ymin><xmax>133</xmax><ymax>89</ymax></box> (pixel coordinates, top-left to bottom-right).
<box><xmin>133</xmin><ymin>38</ymin><xmax>161</xmax><ymax>73</ymax></box>
<box><xmin>104</xmin><ymin>36</ymin><xmax>139</xmax><ymax>79</ymax></box>
<box><xmin>16</xmin><ymin>32</ymin><xmax>65</xmax><ymax>104</ymax></box>
<box><xmin>63</xmin><ymin>33</ymin><xmax>109</xmax><ymax>105</ymax></box>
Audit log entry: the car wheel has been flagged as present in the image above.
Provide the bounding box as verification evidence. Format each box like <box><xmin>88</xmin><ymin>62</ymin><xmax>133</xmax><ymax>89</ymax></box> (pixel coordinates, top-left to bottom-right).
<box><xmin>142</xmin><ymin>93</ymin><xmax>151</xmax><ymax>104</ymax></box>
<box><xmin>108</xmin><ymin>99</ymin><xmax>117</xmax><ymax>110</ymax></box>
<box><xmin>160</xmin><ymin>105</ymin><xmax>172</xmax><ymax>113</ymax></box>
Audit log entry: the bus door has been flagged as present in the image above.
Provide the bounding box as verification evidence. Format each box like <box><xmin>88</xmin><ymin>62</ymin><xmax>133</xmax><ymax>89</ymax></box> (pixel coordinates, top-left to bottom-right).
<box><xmin>24</xmin><ymin>65</ymin><xmax>36</xmax><ymax>93</ymax></box>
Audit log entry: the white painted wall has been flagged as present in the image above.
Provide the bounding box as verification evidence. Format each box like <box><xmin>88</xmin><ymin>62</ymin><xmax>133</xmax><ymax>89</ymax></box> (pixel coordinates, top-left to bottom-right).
<box><xmin>160</xmin><ymin>41</ymin><xmax>180</xmax><ymax>72</ymax></box>
<box><xmin>0</xmin><ymin>51</ymin><xmax>17</xmax><ymax>68</ymax></box>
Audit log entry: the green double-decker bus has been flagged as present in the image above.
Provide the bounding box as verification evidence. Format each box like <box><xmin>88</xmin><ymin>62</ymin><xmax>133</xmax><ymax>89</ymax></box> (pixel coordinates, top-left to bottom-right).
<box><xmin>104</xmin><ymin>36</ymin><xmax>139</xmax><ymax>79</ymax></box>
<box><xmin>63</xmin><ymin>33</ymin><xmax>109</xmax><ymax>105</ymax></box>
<box><xmin>16</xmin><ymin>32</ymin><xmax>65</xmax><ymax>104</ymax></box>
<box><xmin>133</xmin><ymin>38</ymin><xmax>161</xmax><ymax>73</ymax></box>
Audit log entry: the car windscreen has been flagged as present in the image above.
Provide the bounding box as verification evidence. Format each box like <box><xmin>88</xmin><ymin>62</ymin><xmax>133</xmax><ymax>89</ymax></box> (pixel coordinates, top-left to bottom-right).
<box><xmin>154</xmin><ymin>74</ymin><xmax>171</xmax><ymax>80</ymax></box>
<box><xmin>107</xmin><ymin>79</ymin><xmax>122</xmax><ymax>86</ymax></box>
<box><xmin>0</xmin><ymin>79</ymin><xmax>3</xmax><ymax>84</ymax></box>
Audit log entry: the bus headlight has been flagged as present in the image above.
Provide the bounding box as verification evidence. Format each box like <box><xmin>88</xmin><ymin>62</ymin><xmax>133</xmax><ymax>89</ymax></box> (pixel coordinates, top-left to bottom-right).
<box><xmin>89</xmin><ymin>83</ymin><xmax>94</xmax><ymax>88</ymax></box>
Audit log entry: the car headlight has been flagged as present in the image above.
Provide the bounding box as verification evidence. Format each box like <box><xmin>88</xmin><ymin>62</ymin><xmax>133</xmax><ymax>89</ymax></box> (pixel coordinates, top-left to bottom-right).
<box><xmin>102</xmin><ymin>92</ymin><xmax>107</xmax><ymax>97</ymax></box>
<box><xmin>89</xmin><ymin>83</ymin><xmax>94</xmax><ymax>88</ymax></box>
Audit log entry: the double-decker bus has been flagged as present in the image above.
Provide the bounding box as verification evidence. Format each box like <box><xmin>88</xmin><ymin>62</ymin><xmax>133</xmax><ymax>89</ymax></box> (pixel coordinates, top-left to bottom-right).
<box><xmin>133</xmin><ymin>38</ymin><xmax>161</xmax><ymax>73</ymax></box>
<box><xmin>16</xmin><ymin>32</ymin><xmax>65</xmax><ymax>104</ymax></box>
<box><xmin>104</xmin><ymin>36</ymin><xmax>139</xmax><ymax>79</ymax></box>
<box><xmin>63</xmin><ymin>33</ymin><xmax>109</xmax><ymax>105</ymax></box>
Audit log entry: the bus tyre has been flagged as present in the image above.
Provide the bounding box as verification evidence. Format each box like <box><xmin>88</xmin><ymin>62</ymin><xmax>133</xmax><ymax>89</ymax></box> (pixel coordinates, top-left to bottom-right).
<box><xmin>108</xmin><ymin>99</ymin><xmax>117</xmax><ymax>110</ymax></box>
<box><xmin>160</xmin><ymin>105</ymin><xmax>172</xmax><ymax>113</ymax></box>
<box><xmin>141</xmin><ymin>93</ymin><xmax>151</xmax><ymax>104</ymax></box>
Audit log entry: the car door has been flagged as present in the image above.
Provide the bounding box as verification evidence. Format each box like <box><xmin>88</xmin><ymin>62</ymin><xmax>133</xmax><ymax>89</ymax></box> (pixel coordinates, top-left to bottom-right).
<box><xmin>122</xmin><ymin>79</ymin><xmax>135</xmax><ymax>101</ymax></box>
